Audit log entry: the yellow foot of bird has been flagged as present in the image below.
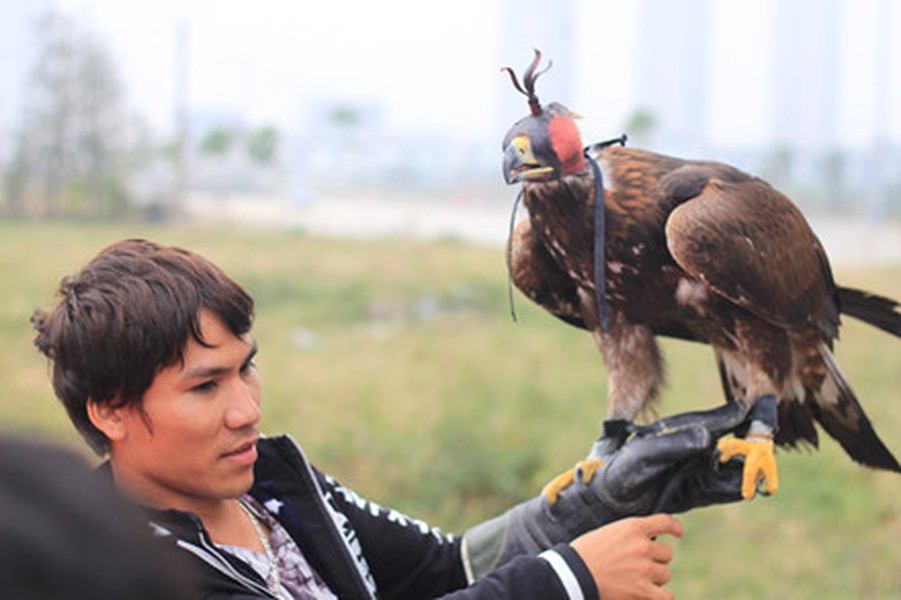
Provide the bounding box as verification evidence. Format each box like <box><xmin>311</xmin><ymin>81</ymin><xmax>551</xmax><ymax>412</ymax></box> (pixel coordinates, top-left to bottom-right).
<box><xmin>541</xmin><ymin>459</ymin><xmax>605</xmax><ymax>504</ymax></box>
<box><xmin>717</xmin><ymin>434</ymin><xmax>779</xmax><ymax>500</ymax></box>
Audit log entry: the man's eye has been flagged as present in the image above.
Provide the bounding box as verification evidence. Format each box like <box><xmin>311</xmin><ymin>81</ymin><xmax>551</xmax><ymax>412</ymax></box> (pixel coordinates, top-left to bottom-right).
<box><xmin>191</xmin><ymin>380</ymin><xmax>217</xmax><ymax>393</ymax></box>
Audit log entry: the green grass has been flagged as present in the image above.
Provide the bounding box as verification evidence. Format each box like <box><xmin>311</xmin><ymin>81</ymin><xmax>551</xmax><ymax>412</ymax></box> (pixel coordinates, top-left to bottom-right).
<box><xmin>3</xmin><ymin>218</ymin><xmax>900</xmax><ymax>598</ymax></box>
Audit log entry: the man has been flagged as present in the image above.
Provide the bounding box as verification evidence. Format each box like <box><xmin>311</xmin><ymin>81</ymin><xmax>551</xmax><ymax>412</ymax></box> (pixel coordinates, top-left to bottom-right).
<box><xmin>33</xmin><ymin>238</ymin><xmax>757</xmax><ymax>599</ymax></box>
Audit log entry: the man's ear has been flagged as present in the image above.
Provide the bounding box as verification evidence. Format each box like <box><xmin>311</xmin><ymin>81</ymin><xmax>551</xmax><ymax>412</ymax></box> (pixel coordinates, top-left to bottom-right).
<box><xmin>86</xmin><ymin>399</ymin><xmax>128</xmax><ymax>442</ymax></box>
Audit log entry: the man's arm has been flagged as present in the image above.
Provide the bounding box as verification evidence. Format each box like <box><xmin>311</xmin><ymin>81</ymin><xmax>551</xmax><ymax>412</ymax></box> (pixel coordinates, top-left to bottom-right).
<box><xmin>321</xmin><ymin>469</ymin><xmax>598</xmax><ymax>599</ymax></box>
<box><xmin>329</xmin><ymin>465</ymin><xmax>684</xmax><ymax>600</ymax></box>
<box><xmin>325</xmin><ymin>399</ymin><xmax>769</xmax><ymax>599</ymax></box>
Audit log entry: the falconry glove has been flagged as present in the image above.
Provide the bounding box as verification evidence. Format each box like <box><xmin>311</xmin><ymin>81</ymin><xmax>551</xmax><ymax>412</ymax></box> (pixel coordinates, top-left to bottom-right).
<box><xmin>462</xmin><ymin>397</ymin><xmax>775</xmax><ymax>581</ymax></box>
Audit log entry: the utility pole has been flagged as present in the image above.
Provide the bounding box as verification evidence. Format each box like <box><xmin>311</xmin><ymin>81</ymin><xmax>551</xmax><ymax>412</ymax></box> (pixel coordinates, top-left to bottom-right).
<box><xmin>172</xmin><ymin>18</ymin><xmax>190</xmax><ymax>219</ymax></box>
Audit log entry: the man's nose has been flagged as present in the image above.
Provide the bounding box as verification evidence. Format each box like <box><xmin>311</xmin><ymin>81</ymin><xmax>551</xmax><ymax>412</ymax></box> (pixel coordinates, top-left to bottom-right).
<box><xmin>224</xmin><ymin>378</ymin><xmax>261</xmax><ymax>429</ymax></box>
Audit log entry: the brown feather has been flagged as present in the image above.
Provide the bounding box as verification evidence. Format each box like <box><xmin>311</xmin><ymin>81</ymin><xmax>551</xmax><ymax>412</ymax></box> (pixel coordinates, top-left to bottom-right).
<box><xmin>508</xmin><ymin>219</ymin><xmax>584</xmax><ymax>328</ymax></box>
<box><xmin>666</xmin><ymin>179</ymin><xmax>840</xmax><ymax>337</ymax></box>
<box><xmin>837</xmin><ymin>287</ymin><xmax>901</xmax><ymax>336</ymax></box>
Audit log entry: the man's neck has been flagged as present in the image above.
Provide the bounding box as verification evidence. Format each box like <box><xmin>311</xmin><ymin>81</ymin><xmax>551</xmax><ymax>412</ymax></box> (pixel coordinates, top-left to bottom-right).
<box><xmin>108</xmin><ymin>459</ymin><xmax>235</xmax><ymax>524</ymax></box>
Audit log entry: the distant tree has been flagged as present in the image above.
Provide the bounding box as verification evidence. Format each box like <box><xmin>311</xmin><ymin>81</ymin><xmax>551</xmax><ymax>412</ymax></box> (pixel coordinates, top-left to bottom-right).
<box><xmin>4</xmin><ymin>10</ymin><xmax>139</xmax><ymax>217</ymax></box>
<box><xmin>818</xmin><ymin>148</ymin><xmax>847</xmax><ymax>209</ymax></box>
<box><xmin>761</xmin><ymin>145</ymin><xmax>795</xmax><ymax>188</ymax></box>
<box><xmin>199</xmin><ymin>127</ymin><xmax>236</xmax><ymax>158</ymax></box>
<box><xmin>2</xmin><ymin>149</ymin><xmax>29</xmax><ymax>216</ymax></box>
<box><xmin>246</xmin><ymin>126</ymin><xmax>278</xmax><ymax>166</ymax></box>
<box><xmin>624</xmin><ymin>108</ymin><xmax>658</xmax><ymax>147</ymax></box>
<box><xmin>330</xmin><ymin>106</ymin><xmax>360</xmax><ymax>127</ymax></box>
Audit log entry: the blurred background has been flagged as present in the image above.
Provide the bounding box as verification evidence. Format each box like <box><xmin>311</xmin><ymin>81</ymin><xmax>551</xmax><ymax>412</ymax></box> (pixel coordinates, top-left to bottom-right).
<box><xmin>1</xmin><ymin>1</ymin><xmax>900</xmax><ymax>597</ymax></box>
<box><xmin>1</xmin><ymin>0</ymin><xmax>900</xmax><ymax>236</ymax></box>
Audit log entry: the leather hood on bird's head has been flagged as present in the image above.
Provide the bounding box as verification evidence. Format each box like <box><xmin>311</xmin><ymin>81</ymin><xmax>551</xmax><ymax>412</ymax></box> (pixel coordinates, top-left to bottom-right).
<box><xmin>501</xmin><ymin>50</ymin><xmax>586</xmax><ymax>183</ymax></box>
<box><xmin>501</xmin><ymin>101</ymin><xmax>586</xmax><ymax>184</ymax></box>
<box><xmin>501</xmin><ymin>102</ymin><xmax>578</xmax><ymax>149</ymax></box>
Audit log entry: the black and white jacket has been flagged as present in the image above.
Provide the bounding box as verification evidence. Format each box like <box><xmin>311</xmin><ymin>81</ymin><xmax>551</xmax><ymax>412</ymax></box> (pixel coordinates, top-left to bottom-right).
<box><xmin>141</xmin><ymin>435</ymin><xmax>597</xmax><ymax>599</ymax></box>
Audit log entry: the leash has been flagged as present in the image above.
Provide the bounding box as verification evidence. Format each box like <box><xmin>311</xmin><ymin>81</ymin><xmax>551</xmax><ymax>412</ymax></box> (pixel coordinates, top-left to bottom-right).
<box><xmin>506</xmin><ymin>189</ymin><xmax>524</xmax><ymax>322</ymax></box>
<box><xmin>585</xmin><ymin>133</ymin><xmax>627</xmax><ymax>332</ymax></box>
<box><xmin>506</xmin><ymin>133</ymin><xmax>627</xmax><ymax>329</ymax></box>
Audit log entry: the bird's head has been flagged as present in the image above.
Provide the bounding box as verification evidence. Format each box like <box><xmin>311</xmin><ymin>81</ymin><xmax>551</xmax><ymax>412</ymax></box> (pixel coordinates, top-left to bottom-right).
<box><xmin>501</xmin><ymin>50</ymin><xmax>587</xmax><ymax>185</ymax></box>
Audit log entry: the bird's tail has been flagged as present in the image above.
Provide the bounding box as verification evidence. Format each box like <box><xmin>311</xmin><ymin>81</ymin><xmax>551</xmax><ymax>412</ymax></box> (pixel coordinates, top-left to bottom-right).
<box><xmin>812</xmin><ymin>342</ymin><xmax>901</xmax><ymax>472</ymax></box>
<box><xmin>838</xmin><ymin>286</ymin><xmax>900</xmax><ymax>337</ymax></box>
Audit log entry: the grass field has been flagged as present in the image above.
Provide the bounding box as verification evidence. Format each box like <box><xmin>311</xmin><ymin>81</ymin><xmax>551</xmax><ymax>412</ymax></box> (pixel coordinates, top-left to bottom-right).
<box><xmin>2</xmin><ymin>218</ymin><xmax>899</xmax><ymax>598</ymax></box>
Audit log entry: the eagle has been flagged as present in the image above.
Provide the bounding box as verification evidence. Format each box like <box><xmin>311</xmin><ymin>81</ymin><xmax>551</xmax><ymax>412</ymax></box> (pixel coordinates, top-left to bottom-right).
<box><xmin>501</xmin><ymin>51</ymin><xmax>901</xmax><ymax>501</ymax></box>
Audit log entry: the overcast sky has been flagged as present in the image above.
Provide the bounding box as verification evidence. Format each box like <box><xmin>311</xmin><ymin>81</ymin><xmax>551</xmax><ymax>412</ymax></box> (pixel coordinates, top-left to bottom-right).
<box><xmin>4</xmin><ymin>0</ymin><xmax>900</xmax><ymax>150</ymax></box>
<box><xmin>55</xmin><ymin>0</ymin><xmax>507</xmax><ymax>139</ymax></box>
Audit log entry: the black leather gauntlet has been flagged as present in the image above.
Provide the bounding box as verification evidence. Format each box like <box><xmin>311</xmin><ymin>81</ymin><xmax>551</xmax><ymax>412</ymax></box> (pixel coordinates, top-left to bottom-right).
<box><xmin>462</xmin><ymin>397</ymin><xmax>776</xmax><ymax>581</ymax></box>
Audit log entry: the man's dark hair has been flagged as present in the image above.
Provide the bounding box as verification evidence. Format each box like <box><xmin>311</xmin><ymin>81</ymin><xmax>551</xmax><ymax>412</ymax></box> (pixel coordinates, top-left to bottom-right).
<box><xmin>32</xmin><ymin>239</ymin><xmax>255</xmax><ymax>455</ymax></box>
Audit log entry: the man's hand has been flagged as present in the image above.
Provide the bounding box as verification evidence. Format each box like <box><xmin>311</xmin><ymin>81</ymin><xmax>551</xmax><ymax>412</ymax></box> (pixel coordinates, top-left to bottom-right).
<box><xmin>571</xmin><ymin>515</ymin><xmax>683</xmax><ymax>600</ymax></box>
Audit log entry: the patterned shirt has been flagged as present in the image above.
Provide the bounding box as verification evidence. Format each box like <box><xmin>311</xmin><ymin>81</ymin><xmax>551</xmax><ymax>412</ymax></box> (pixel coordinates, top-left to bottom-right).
<box><xmin>220</xmin><ymin>495</ymin><xmax>337</xmax><ymax>599</ymax></box>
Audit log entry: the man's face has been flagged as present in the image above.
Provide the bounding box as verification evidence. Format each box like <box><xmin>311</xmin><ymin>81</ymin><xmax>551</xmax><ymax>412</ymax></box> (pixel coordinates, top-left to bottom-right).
<box><xmin>107</xmin><ymin>309</ymin><xmax>261</xmax><ymax>512</ymax></box>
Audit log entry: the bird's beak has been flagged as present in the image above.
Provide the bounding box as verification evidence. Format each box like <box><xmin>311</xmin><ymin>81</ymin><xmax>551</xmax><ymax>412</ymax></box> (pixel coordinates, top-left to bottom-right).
<box><xmin>503</xmin><ymin>138</ymin><xmax>553</xmax><ymax>184</ymax></box>
<box><xmin>503</xmin><ymin>143</ymin><xmax>525</xmax><ymax>184</ymax></box>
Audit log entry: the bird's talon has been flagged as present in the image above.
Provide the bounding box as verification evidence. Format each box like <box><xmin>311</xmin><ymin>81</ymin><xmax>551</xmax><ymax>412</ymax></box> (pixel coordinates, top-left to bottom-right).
<box><xmin>541</xmin><ymin>469</ymin><xmax>575</xmax><ymax>504</ymax></box>
<box><xmin>716</xmin><ymin>435</ymin><xmax>779</xmax><ymax>500</ymax></box>
<box><xmin>576</xmin><ymin>458</ymin><xmax>605</xmax><ymax>485</ymax></box>
<box><xmin>541</xmin><ymin>459</ymin><xmax>605</xmax><ymax>504</ymax></box>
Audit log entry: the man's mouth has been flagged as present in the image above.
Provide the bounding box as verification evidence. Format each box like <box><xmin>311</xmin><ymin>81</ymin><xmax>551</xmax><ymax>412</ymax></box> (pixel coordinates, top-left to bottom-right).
<box><xmin>221</xmin><ymin>439</ymin><xmax>259</xmax><ymax>464</ymax></box>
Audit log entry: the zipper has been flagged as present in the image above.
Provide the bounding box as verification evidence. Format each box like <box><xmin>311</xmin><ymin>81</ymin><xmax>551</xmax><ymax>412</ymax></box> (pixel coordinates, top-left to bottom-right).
<box><xmin>152</xmin><ymin>519</ymin><xmax>278</xmax><ymax>598</ymax></box>
<box><xmin>279</xmin><ymin>435</ymin><xmax>378</xmax><ymax>599</ymax></box>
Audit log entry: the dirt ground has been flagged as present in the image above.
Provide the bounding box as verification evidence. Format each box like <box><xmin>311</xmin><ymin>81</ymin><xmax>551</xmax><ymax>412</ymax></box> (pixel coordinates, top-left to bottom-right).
<box><xmin>185</xmin><ymin>192</ymin><xmax>901</xmax><ymax>268</ymax></box>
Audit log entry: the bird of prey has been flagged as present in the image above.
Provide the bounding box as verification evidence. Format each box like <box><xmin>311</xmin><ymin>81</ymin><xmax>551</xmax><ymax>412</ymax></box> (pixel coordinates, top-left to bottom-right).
<box><xmin>501</xmin><ymin>50</ymin><xmax>901</xmax><ymax>501</ymax></box>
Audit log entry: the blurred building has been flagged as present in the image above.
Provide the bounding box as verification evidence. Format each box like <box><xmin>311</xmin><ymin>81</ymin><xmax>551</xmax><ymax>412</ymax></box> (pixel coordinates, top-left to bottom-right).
<box><xmin>767</xmin><ymin>0</ymin><xmax>899</xmax><ymax>216</ymax></box>
<box><xmin>634</xmin><ymin>0</ymin><xmax>711</xmax><ymax>155</ymax></box>
<box><xmin>771</xmin><ymin>0</ymin><xmax>841</xmax><ymax>152</ymax></box>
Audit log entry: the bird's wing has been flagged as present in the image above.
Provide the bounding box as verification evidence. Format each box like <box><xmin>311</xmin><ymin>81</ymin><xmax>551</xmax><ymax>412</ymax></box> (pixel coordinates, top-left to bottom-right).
<box><xmin>508</xmin><ymin>217</ymin><xmax>586</xmax><ymax>329</ymax></box>
<box><xmin>664</xmin><ymin>177</ymin><xmax>840</xmax><ymax>338</ymax></box>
